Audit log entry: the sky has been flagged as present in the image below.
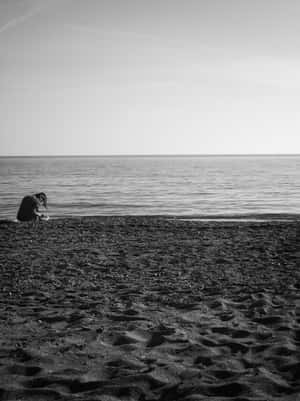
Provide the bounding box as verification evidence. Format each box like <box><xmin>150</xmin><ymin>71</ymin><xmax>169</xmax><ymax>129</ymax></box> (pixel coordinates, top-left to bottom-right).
<box><xmin>0</xmin><ymin>0</ymin><xmax>300</xmax><ymax>155</ymax></box>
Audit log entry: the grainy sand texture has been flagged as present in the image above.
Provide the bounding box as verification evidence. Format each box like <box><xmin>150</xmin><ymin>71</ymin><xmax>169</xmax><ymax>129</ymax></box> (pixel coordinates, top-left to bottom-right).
<box><xmin>0</xmin><ymin>216</ymin><xmax>300</xmax><ymax>401</ymax></box>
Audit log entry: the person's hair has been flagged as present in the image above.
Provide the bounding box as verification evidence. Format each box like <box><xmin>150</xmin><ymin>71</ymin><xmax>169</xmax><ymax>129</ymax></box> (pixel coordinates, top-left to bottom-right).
<box><xmin>35</xmin><ymin>192</ymin><xmax>47</xmax><ymax>208</ymax></box>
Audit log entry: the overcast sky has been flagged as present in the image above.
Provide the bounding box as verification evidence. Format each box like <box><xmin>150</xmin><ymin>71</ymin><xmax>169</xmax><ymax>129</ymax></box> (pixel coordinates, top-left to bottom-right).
<box><xmin>0</xmin><ymin>0</ymin><xmax>300</xmax><ymax>155</ymax></box>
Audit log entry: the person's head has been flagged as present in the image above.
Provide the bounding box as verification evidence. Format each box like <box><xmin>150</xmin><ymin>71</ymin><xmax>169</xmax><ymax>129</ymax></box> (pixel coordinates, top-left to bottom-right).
<box><xmin>35</xmin><ymin>192</ymin><xmax>47</xmax><ymax>208</ymax></box>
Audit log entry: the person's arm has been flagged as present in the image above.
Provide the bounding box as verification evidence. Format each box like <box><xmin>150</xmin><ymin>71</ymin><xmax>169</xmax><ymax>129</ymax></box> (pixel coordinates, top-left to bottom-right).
<box><xmin>32</xmin><ymin>199</ymin><xmax>43</xmax><ymax>219</ymax></box>
<box><xmin>33</xmin><ymin>208</ymin><xmax>42</xmax><ymax>219</ymax></box>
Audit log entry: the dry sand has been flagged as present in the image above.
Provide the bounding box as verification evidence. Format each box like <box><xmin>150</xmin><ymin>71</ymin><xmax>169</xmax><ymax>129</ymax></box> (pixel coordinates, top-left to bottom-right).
<box><xmin>0</xmin><ymin>216</ymin><xmax>300</xmax><ymax>401</ymax></box>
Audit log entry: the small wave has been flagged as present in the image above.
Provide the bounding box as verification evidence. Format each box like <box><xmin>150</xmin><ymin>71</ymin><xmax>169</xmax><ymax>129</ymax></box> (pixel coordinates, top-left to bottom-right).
<box><xmin>51</xmin><ymin>202</ymin><xmax>146</xmax><ymax>209</ymax></box>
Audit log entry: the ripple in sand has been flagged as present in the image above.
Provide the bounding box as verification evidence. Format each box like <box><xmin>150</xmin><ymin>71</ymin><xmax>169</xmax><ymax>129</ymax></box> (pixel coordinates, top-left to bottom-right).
<box><xmin>107</xmin><ymin>313</ymin><xmax>147</xmax><ymax>322</ymax></box>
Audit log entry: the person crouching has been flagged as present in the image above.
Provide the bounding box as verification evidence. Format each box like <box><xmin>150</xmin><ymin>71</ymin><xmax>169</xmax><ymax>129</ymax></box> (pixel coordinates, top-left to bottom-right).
<box><xmin>17</xmin><ymin>192</ymin><xmax>48</xmax><ymax>222</ymax></box>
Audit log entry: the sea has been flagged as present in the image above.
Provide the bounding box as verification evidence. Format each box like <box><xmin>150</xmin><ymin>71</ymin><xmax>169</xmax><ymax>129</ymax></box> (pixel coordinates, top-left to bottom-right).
<box><xmin>0</xmin><ymin>155</ymin><xmax>300</xmax><ymax>220</ymax></box>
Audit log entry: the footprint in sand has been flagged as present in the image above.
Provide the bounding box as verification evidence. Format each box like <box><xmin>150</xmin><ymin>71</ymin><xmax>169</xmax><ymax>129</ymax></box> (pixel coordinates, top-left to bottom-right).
<box><xmin>113</xmin><ymin>329</ymin><xmax>150</xmax><ymax>346</ymax></box>
<box><xmin>113</xmin><ymin>324</ymin><xmax>176</xmax><ymax>349</ymax></box>
<box><xmin>6</xmin><ymin>364</ymin><xmax>42</xmax><ymax>376</ymax></box>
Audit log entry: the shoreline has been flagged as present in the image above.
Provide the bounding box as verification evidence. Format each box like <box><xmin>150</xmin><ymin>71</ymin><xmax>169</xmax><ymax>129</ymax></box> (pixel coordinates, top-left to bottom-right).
<box><xmin>1</xmin><ymin>216</ymin><xmax>300</xmax><ymax>400</ymax></box>
<box><xmin>1</xmin><ymin>211</ymin><xmax>300</xmax><ymax>224</ymax></box>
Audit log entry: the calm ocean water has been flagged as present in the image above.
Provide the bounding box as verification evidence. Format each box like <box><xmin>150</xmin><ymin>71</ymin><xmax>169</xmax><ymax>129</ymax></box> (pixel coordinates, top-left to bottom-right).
<box><xmin>0</xmin><ymin>155</ymin><xmax>300</xmax><ymax>219</ymax></box>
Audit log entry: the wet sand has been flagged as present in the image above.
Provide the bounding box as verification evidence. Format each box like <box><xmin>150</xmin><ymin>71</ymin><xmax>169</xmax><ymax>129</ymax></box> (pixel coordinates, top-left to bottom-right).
<box><xmin>0</xmin><ymin>216</ymin><xmax>300</xmax><ymax>401</ymax></box>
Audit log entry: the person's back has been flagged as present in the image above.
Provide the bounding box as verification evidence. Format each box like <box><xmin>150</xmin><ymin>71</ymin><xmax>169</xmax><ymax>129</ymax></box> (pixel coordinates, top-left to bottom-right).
<box><xmin>17</xmin><ymin>196</ymin><xmax>39</xmax><ymax>222</ymax></box>
<box><xmin>17</xmin><ymin>193</ymin><xmax>47</xmax><ymax>222</ymax></box>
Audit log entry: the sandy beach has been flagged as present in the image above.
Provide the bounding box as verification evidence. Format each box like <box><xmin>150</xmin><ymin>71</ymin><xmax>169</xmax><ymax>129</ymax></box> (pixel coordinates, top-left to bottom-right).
<box><xmin>0</xmin><ymin>216</ymin><xmax>300</xmax><ymax>401</ymax></box>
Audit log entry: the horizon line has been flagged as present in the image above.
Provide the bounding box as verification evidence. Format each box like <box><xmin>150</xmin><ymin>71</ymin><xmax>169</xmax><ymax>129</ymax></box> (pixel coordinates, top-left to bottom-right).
<box><xmin>0</xmin><ymin>153</ymin><xmax>300</xmax><ymax>158</ymax></box>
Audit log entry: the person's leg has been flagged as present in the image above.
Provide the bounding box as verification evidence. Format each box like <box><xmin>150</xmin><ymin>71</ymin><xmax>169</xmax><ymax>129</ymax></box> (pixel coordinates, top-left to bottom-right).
<box><xmin>31</xmin><ymin>214</ymin><xmax>40</xmax><ymax>228</ymax></box>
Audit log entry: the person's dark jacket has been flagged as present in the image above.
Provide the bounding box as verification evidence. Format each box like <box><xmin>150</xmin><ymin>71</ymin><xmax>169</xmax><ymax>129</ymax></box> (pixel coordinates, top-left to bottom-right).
<box><xmin>17</xmin><ymin>196</ymin><xmax>40</xmax><ymax>222</ymax></box>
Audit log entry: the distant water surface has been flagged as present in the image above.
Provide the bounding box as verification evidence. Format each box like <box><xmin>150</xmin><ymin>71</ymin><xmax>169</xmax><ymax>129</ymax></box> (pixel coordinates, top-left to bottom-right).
<box><xmin>0</xmin><ymin>155</ymin><xmax>300</xmax><ymax>219</ymax></box>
